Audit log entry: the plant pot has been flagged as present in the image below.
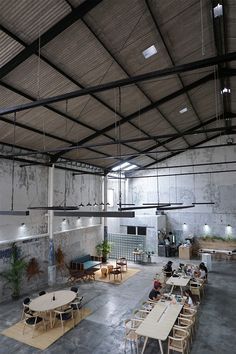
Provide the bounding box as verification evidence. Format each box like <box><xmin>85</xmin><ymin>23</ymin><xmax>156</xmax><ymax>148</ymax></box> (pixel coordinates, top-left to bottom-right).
<box><xmin>102</xmin><ymin>256</ymin><xmax>107</xmax><ymax>263</ymax></box>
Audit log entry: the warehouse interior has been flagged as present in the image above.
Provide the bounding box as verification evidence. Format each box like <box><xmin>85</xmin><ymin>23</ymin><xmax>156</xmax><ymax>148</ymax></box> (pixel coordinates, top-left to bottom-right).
<box><xmin>0</xmin><ymin>0</ymin><xmax>236</xmax><ymax>353</ymax></box>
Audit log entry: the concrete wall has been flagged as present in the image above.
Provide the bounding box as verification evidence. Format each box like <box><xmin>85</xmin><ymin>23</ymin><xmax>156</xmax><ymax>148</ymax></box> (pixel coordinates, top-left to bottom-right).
<box><xmin>109</xmin><ymin>138</ymin><xmax>236</xmax><ymax>241</ymax></box>
<box><xmin>0</xmin><ymin>158</ymin><xmax>104</xmax><ymax>302</ymax></box>
<box><xmin>0</xmin><ymin>224</ymin><xmax>102</xmax><ymax>301</ymax></box>
<box><xmin>0</xmin><ymin>159</ymin><xmax>103</xmax><ymax>242</ymax></box>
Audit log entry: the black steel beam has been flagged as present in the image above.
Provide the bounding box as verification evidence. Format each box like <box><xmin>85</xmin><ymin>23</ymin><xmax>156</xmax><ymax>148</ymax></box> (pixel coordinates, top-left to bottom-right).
<box><xmin>125</xmin><ymin>168</ymin><xmax>236</xmax><ymax>179</ymax></box>
<box><xmin>0</xmin><ymin>0</ymin><xmax>103</xmax><ymax>79</ymax></box>
<box><xmin>145</xmin><ymin>0</ymin><xmax>207</xmax><ymax>140</ymax></box>
<box><xmin>7</xmin><ymin>124</ymin><xmax>236</xmax><ymax>157</ymax></box>
<box><xmin>141</xmin><ymin>134</ymin><xmax>221</xmax><ymax>169</ymax></box>
<box><xmin>211</xmin><ymin>0</ymin><xmax>231</xmax><ymax>127</ymax></box>
<box><xmin>82</xmin><ymin>19</ymin><xmax>189</xmax><ymax>153</ymax></box>
<box><xmin>1</xmin><ymin>52</ymin><xmax>236</xmax><ymax>115</ymax></box>
<box><xmin>0</xmin><ymin>27</ymin><xmax>157</xmax><ymax>165</ymax></box>
<box><xmin>0</xmin><ymin>81</ymin><xmax>117</xmax><ymax>165</ymax></box>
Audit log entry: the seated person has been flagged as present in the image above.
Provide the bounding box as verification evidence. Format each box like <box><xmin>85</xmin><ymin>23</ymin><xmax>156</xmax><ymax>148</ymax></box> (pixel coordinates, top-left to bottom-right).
<box><xmin>149</xmin><ymin>281</ymin><xmax>162</xmax><ymax>301</ymax></box>
<box><xmin>163</xmin><ymin>260</ymin><xmax>173</xmax><ymax>277</ymax></box>
<box><xmin>199</xmin><ymin>262</ymin><xmax>208</xmax><ymax>280</ymax></box>
<box><xmin>183</xmin><ymin>289</ymin><xmax>196</xmax><ymax>308</ymax></box>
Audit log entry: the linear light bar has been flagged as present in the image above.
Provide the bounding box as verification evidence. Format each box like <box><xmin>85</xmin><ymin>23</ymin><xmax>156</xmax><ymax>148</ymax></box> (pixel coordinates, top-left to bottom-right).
<box><xmin>54</xmin><ymin>211</ymin><xmax>135</xmax><ymax>218</ymax></box>
<box><xmin>119</xmin><ymin>204</ymin><xmax>170</xmax><ymax>211</ymax></box>
<box><xmin>192</xmin><ymin>202</ymin><xmax>215</xmax><ymax>205</ymax></box>
<box><xmin>156</xmin><ymin>205</ymin><xmax>195</xmax><ymax>212</ymax></box>
<box><xmin>28</xmin><ymin>206</ymin><xmax>79</xmax><ymax>210</ymax></box>
<box><xmin>0</xmin><ymin>210</ymin><xmax>29</xmax><ymax>215</ymax></box>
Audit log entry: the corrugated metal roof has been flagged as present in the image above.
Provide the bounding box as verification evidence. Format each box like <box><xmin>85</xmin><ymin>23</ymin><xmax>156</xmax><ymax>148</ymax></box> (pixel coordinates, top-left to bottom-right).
<box><xmin>0</xmin><ymin>31</ymin><xmax>24</xmax><ymax>68</ymax></box>
<box><xmin>0</xmin><ymin>0</ymin><xmax>234</xmax><ymax>171</ymax></box>
<box><xmin>0</xmin><ymin>0</ymin><xmax>70</xmax><ymax>44</ymax></box>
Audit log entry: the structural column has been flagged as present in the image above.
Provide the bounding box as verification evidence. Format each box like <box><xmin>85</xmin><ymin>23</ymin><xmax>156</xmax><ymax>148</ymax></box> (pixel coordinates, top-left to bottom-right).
<box><xmin>103</xmin><ymin>174</ymin><xmax>108</xmax><ymax>242</ymax></box>
<box><xmin>48</xmin><ymin>164</ymin><xmax>56</xmax><ymax>285</ymax></box>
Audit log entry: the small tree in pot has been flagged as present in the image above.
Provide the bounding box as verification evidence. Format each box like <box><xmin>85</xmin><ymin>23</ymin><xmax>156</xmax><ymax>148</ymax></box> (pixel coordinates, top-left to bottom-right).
<box><xmin>0</xmin><ymin>243</ymin><xmax>27</xmax><ymax>300</ymax></box>
<box><xmin>96</xmin><ymin>240</ymin><xmax>112</xmax><ymax>263</ymax></box>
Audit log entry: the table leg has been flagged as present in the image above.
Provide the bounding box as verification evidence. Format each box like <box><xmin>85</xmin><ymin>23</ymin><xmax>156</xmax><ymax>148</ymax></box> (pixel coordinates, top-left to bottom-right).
<box><xmin>141</xmin><ymin>336</ymin><xmax>148</xmax><ymax>354</ymax></box>
<box><xmin>158</xmin><ymin>340</ymin><xmax>164</xmax><ymax>354</ymax></box>
<box><xmin>170</xmin><ymin>284</ymin><xmax>174</xmax><ymax>294</ymax></box>
<box><xmin>180</xmin><ymin>286</ymin><xmax>183</xmax><ymax>296</ymax></box>
<box><xmin>49</xmin><ymin>311</ymin><xmax>53</xmax><ymax>328</ymax></box>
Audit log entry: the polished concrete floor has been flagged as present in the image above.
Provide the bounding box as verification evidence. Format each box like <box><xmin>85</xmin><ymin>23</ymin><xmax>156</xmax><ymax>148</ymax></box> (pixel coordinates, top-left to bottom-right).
<box><xmin>0</xmin><ymin>257</ymin><xmax>235</xmax><ymax>354</ymax></box>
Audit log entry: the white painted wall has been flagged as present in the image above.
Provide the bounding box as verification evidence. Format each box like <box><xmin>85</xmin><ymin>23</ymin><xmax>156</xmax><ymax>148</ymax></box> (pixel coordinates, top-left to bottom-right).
<box><xmin>108</xmin><ymin>137</ymin><xmax>236</xmax><ymax>241</ymax></box>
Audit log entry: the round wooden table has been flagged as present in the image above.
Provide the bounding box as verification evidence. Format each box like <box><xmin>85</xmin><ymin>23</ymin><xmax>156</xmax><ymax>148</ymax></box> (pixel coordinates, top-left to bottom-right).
<box><xmin>29</xmin><ymin>290</ymin><xmax>76</xmax><ymax>327</ymax></box>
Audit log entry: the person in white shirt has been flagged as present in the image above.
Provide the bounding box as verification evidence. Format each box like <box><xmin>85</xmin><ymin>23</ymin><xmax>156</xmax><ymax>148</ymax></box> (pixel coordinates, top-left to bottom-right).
<box><xmin>184</xmin><ymin>289</ymin><xmax>195</xmax><ymax>308</ymax></box>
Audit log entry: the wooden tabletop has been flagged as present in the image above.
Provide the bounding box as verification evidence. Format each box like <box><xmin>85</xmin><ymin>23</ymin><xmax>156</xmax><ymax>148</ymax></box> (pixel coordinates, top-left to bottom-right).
<box><xmin>136</xmin><ymin>301</ymin><xmax>183</xmax><ymax>340</ymax></box>
<box><xmin>166</xmin><ymin>275</ymin><xmax>191</xmax><ymax>287</ymax></box>
<box><xmin>29</xmin><ymin>290</ymin><xmax>76</xmax><ymax>312</ymax></box>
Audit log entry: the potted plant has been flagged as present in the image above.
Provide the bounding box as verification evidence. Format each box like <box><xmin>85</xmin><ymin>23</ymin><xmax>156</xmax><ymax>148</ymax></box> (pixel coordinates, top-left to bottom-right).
<box><xmin>0</xmin><ymin>243</ymin><xmax>27</xmax><ymax>299</ymax></box>
<box><xmin>96</xmin><ymin>240</ymin><xmax>112</xmax><ymax>263</ymax></box>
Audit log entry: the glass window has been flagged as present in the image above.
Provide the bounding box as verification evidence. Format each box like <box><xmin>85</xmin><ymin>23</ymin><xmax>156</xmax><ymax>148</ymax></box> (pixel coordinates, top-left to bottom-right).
<box><xmin>127</xmin><ymin>226</ymin><xmax>136</xmax><ymax>235</ymax></box>
<box><xmin>137</xmin><ymin>227</ymin><xmax>147</xmax><ymax>235</ymax></box>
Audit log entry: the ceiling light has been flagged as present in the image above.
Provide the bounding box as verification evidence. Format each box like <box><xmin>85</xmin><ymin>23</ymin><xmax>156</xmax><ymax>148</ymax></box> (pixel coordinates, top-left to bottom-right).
<box><xmin>213</xmin><ymin>4</ymin><xmax>223</xmax><ymax>18</ymax></box>
<box><xmin>179</xmin><ymin>107</ymin><xmax>188</xmax><ymax>114</ymax></box>
<box><xmin>221</xmin><ymin>87</ymin><xmax>231</xmax><ymax>94</ymax></box>
<box><xmin>123</xmin><ymin>164</ymin><xmax>137</xmax><ymax>171</ymax></box>
<box><xmin>112</xmin><ymin>162</ymin><xmax>130</xmax><ymax>171</ymax></box>
<box><xmin>142</xmin><ymin>45</ymin><xmax>157</xmax><ymax>59</ymax></box>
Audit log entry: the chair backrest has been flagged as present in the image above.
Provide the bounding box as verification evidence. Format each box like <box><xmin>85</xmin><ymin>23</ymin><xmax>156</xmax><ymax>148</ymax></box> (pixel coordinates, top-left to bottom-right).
<box><xmin>38</xmin><ymin>290</ymin><xmax>46</xmax><ymax>296</ymax></box>
<box><xmin>70</xmin><ymin>286</ymin><xmax>78</xmax><ymax>293</ymax></box>
<box><xmin>23</xmin><ymin>297</ymin><xmax>31</xmax><ymax>305</ymax></box>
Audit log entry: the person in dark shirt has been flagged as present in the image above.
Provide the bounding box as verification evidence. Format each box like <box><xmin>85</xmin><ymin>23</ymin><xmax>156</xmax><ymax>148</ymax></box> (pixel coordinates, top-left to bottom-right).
<box><xmin>148</xmin><ymin>281</ymin><xmax>162</xmax><ymax>301</ymax></box>
<box><xmin>163</xmin><ymin>260</ymin><xmax>173</xmax><ymax>277</ymax></box>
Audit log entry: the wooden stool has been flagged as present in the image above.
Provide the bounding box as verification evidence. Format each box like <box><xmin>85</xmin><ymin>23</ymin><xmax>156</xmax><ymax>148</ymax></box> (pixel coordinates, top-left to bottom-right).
<box><xmin>101</xmin><ymin>267</ymin><xmax>107</xmax><ymax>278</ymax></box>
<box><xmin>107</xmin><ymin>265</ymin><xmax>113</xmax><ymax>274</ymax></box>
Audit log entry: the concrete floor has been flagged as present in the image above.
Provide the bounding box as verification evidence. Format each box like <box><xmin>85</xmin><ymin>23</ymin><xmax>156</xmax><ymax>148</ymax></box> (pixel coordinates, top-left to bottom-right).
<box><xmin>0</xmin><ymin>257</ymin><xmax>235</xmax><ymax>354</ymax></box>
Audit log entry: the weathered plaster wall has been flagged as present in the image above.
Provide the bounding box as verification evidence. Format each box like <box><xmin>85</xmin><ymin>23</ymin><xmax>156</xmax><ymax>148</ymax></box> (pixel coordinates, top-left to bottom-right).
<box><xmin>116</xmin><ymin>139</ymin><xmax>236</xmax><ymax>241</ymax></box>
<box><xmin>0</xmin><ymin>224</ymin><xmax>102</xmax><ymax>302</ymax></box>
<box><xmin>0</xmin><ymin>159</ymin><xmax>103</xmax><ymax>241</ymax></box>
<box><xmin>0</xmin><ymin>159</ymin><xmax>104</xmax><ymax>302</ymax></box>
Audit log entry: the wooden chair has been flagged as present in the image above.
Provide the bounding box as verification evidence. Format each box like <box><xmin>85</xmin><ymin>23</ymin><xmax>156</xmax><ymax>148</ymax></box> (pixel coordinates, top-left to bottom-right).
<box><xmin>179</xmin><ymin>310</ymin><xmax>197</xmax><ymax>335</ymax></box>
<box><xmin>116</xmin><ymin>257</ymin><xmax>128</xmax><ymax>271</ymax></box>
<box><xmin>189</xmin><ymin>281</ymin><xmax>204</xmax><ymax>301</ymax></box>
<box><xmin>70</xmin><ymin>296</ymin><xmax>84</xmax><ymax>320</ymax></box>
<box><xmin>22</xmin><ymin>312</ymin><xmax>46</xmax><ymax>337</ymax></box>
<box><xmin>168</xmin><ymin>328</ymin><xmax>189</xmax><ymax>354</ymax></box>
<box><xmin>133</xmin><ymin>308</ymin><xmax>149</xmax><ymax>320</ymax></box>
<box><xmin>85</xmin><ymin>269</ymin><xmax>96</xmax><ymax>280</ymax></box>
<box><xmin>177</xmin><ymin>316</ymin><xmax>194</xmax><ymax>346</ymax></box>
<box><xmin>21</xmin><ymin>297</ymin><xmax>32</xmax><ymax>320</ymax></box>
<box><xmin>53</xmin><ymin>307</ymin><xmax>74</xmax><ymax>334</ymax></box>
<box><xmin>66</xmin><ymin>264</ymin><xmax>86</xmax><ymax>284</ymax></box>
<box><xmin>124</xmin><ymin>318</ymin><xmax>142</xmax><ymax>353</ymax></box>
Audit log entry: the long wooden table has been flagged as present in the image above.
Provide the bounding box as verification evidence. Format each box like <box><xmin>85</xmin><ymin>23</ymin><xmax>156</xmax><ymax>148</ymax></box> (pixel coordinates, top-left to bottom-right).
<box><xmin>136</xmin><ymin>301</ymin><xmax>183</xmax><ymax>354</ymax></box>
<box><xmin>166</xmin><ymin>275</ymin><xmax>191</xmax><ymax>295</ymax></box>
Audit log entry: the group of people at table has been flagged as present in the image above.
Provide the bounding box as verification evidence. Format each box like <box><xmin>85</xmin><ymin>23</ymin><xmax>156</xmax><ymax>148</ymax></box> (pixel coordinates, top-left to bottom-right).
<box><xmin>149</xmin><ymin>260</ymin><xmax>208</xmax><ymax>305</ymax></box>
<box><xmin>125</xmin><ymin>261</ymin><xmax>208</xmax><ymax>353</ymax></box>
